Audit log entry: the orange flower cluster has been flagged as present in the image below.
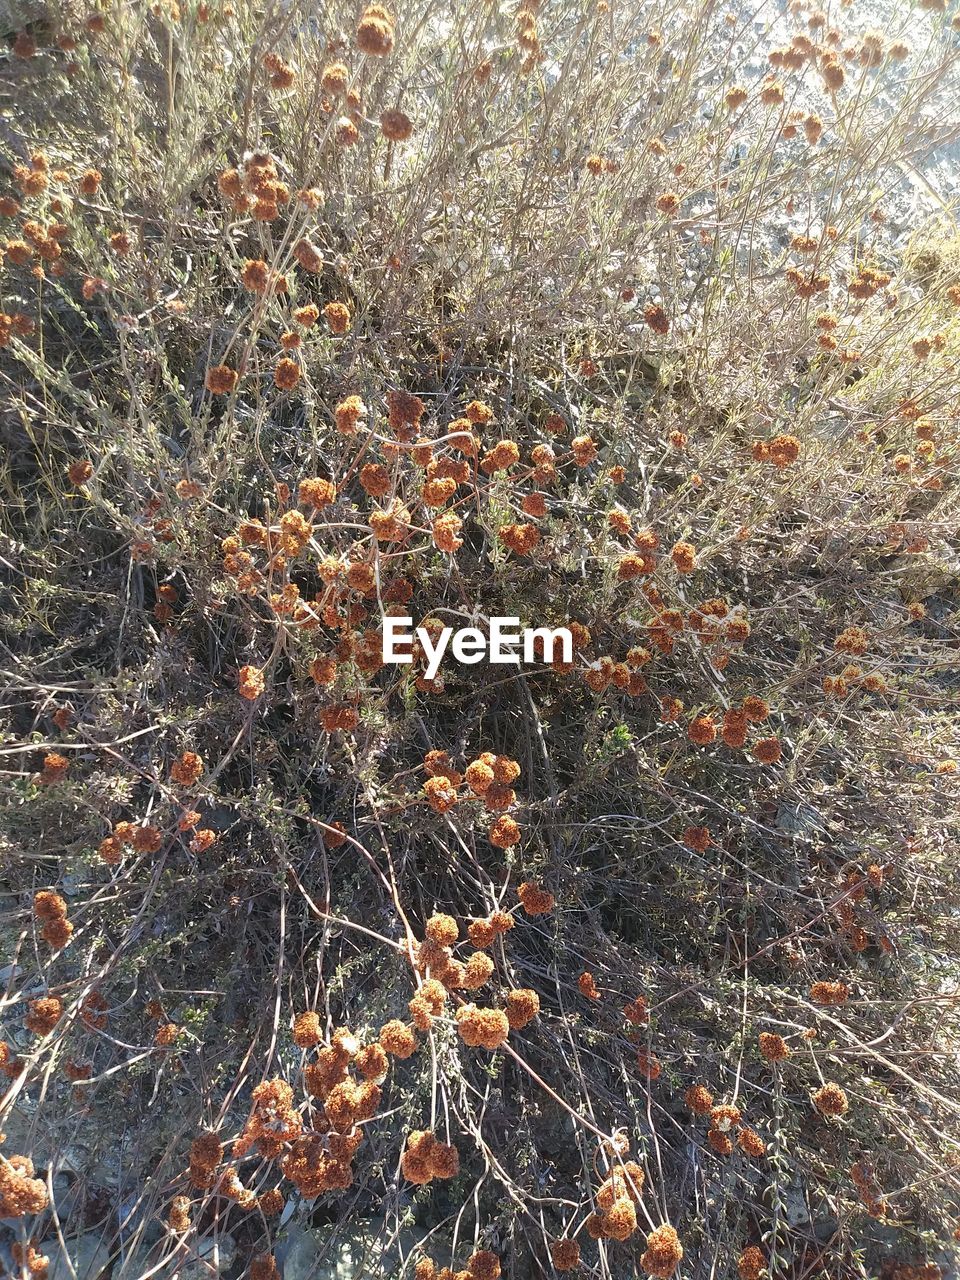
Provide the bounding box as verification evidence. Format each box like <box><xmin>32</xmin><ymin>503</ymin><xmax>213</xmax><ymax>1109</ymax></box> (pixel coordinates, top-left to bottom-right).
<box><xmin>335</xmin><ymin>394</ymin><xmax>371</xmax><ymax>435</ymax></box>
<box><xmin>636</xmin><ymin>1049</ymin><xmax>662</xmax><ymax>1080</ymax></box>
<box><xmin>38</xmin><ymin>751</ymin><xmax>69</xmax><ymax>784</ymax></box>
<box><xmin>0</xmin><ymin>1152</ymin><xmax>49</xmax><ymax>1219</ymax></box>
<box><xmin>401</xmin><ymin>1130</ymin><xmax>460</xmax><ymax>1184</ymax></box>
<box><xmin>381</xmin><ymin>108</ymin><xmax>413</xmax><ymax>141</ymax></box>
<box><xmin>420</xmin><ymin>750</ymin><xmax>523</xmax><ymax>846</ymax></box>
<box><xmin>812</xmin><ymin>1082</ymin><xmax>848</xmax><ymax>1116</ymax></box>
<box><xmin>356</xmin><ymin>4</ymin><xmax>395</xmax><ymax>56</ymax></box>
<box><xmin>170</xmin><ymin>751</ymin><xmax>203</xmax><ymax>786</ymax></box>
<box><xmin>683</xmin><ymin>825</ymin><xmax>712</xmax><ymax>852</ymax></box>
<box><xmin>467</xmin><ymin>911</ymin><xmax>514</xmax><ymax>949</ymax></box>
<box><xmin>409</xmin><ymin>911</ymin><xmax>496</xmax><ymax>997</ymax></box>
<box><xmin>275</xmin><ymin>356</ymin><xmax>301</xmax><ymax>390</ymax></box>
<box><xmin>480</xmin><ymin>439</ymin><xmax>520</xmax><ymax>474</ymax></box>
<box><xmin>595</xmin><ymin>1158</ymin><xmax>645</xmax><ymax>1236</ymax></box>
<box><xmin>758</xmin><ymin>1031</ymin><xmax>791</xmax><ymax>1062</ymax></box>
<box><xmin>293</xmin><ymin>1011</ymin><xmax>322</xmax><ymax>1049</ymax></box>
<box><xmin>415</xmin><ymin>1251</ymin><xmax>501</xmax><ymax>1280</ymax></box>
<box><xmin>835</xmin><ymin>626</ymin><xmax>869</xmax><ymax>656</ymax></box>
<box><xmin>81</xmin><ymin>991</ymin><xmax>108</xmax><ymax>1029</ymax></box>
<box><xmin>504</xmin><ymin>987</ymin><xmax>540</xmax><ymax>1029</ymax></box>
<box><xmin>685</xmin><ymin>1083</ymin><xmax>714</xmax><ymax>1114</ymax></box>
<box><xmin>234</xmin><ymin>1077</ymin><xmax>302</xmax><ymax>1160</ymax></box>
<box><xmin>688</xmin><ymin>714</ymin><xmax>717</xmax><ymax>746</ymax></box>
<box><xmin>167</xmin><ymin>1195</ymin><xmax>190</xmax><ymax>1232</ymax></box>
<box><xmin>578</xmin><ymin>971</ymin><xmax>600</xmax><ymax>999</ymax></box>
<box><xmin>251</xmin><ymin>1255</ymin><xmax>279</xmax><ymax>1280</ymax></box>
<box><xmin>641</xmin><ymin>1225</ymin><xmax>684</xmax><ymax>1277</ymax></box>
<box><xmin>240</xmin><ymin>258</ymin><xmax>287</xmax><ymax>296</ymax></box>
<box><xmin>25</xmin><ymin>995</ymin><xmax>62</xmax><ymax>1035</ymax></box>
<box><xmin>187</xmin><ymin>1130</ymin><xmax>223</xmax><ymax>1190</ymax></box>
<box><xmin>851</xmin><ymin>1159</ymin><xmax>888</xmax><ymax>1217</ymax></box>
<box><xmin>753</xmin><ymin>433</ymin><xmax>801</xmax><ymax>467</ymax></box>
<box><xmin>738</xmin><ymin>1246</ymin><xmax>765</xmax><ymax>1280</ymax></box>
<box><xmin>217</xmin><ymin>151</ymin><xmax>289</xmax><ymax>220</ymax></box>
<box><xmin>100</xmin><ymin>820</ymin><xmax>162</xmax><ymax>865</ymax></box>
<box><xmin>205</xmin><ymin>363</ymin><xmax>238</xmax><ymax>395</ymax></box>
<box><xmin>685</xmin><ymin>1096</ymin><xmax>766</xmax><ymax>1159</ymax></box>
<box><xmin>550</xmin><ymin>1239</ymin><xmax>581</xmax><ymax>1270</ymax></box>
<box><xmin>410</xmin><ymin>976</ymin><xmax>451</xmax><ymax>1028</ymax></box>
<box><xmin>499</xmin><ymin>522</ymin><xmax>540</xmax><ymax>554</ymax></box>
<box><xmin>810</xmin><ymin>979</ymin><xmax>849</xmax><ymax>1005</ymax></box>
<box><xmin>324</xmin><ymin>301</ymin><xmax>351</xmax><ymax>334</ymax></box>
<box><xmin>0</xmin><ymin>311</ymin><xmax>36</xmax><ymax>347</ymax></box>
<box><xmin>281</xmin><ymin>1128</ymin><xmax>358</xmax><ymax>1197</ymax></box>
<box><xmin>34</xmin><ymin>890</ymin><xmax>73</xmax><ymax>948</ymax></box>
<box><xmin>380</xmin><ymin>1019</ymin><xmax>417</xmax><ymax>1058</ymax></box>
<box><xmin>645</xmin><ymin>303</ymin><xmax>670</xmax><ymax>334</ymax></box>
<box><xmin>11</xmin><ymin>1242</ymin><xmax>50</xmax><ymax>1277</ymax></box>
<box><xmin>264</xmin><ymin>52</ymin><xmax>295</xmax><ymax>91</ymax></box>
<box><xmin>670</xmin><ymin>540</ymin><xmax>696</xmax><ymax>573</ymax></box>
<box><xmin>455</xmin><ymin>1004</ymin><xmax>510</xmax><ymax>1050</ymax></box>
<box><xmin>623</xmin><ymin>995</ymin><xmax>649</xmax><ymax>1025</ymax></box>
<box><xmin>293</xmin><ymin>237</ymin><xmax>324</xmax><ymax>272</ymax></box>
<box><xmin>486</xmin><ymin>807</ymin><xmax>523</xmax><ymax>843</ymax></box>
<box><xmin>517</xmin><ymin>881</ymin><xmax>554</xmax><ymax>915</ymax></box>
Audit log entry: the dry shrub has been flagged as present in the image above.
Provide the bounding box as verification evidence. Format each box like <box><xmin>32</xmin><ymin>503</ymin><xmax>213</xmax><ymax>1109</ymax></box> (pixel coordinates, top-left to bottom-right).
<box><xmin>1</xmin><ymin>0</ymin><xmax>959</xmax><ymax>1277</ymax></box>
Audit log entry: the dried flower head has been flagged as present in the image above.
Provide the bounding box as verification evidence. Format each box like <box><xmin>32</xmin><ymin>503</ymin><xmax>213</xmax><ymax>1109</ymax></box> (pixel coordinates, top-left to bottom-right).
<box><xmin>813</xmin><ymin>1082</ymin><xmax>848</xmax><ymax>1116</ymax></box>
<box><xmin>517</xmin><ymin>882</ymin><xmax>554</xmax><ymax>914</ymax></box>
<box><xmin>641</xmin><ymin>1225</ymin><xmax>684</xmax><ymax>1278</ymax></box>
<box><xmin>455</xmin><ymin>1004</ymin><xmax>509</xmax><ymax>1049</ymax></box>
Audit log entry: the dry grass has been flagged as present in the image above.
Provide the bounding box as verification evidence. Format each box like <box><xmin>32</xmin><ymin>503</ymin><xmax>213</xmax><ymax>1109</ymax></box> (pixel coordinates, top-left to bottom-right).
<box><xmin>1</xmin><ymin>1</ymin><xmax>959</xmax><ymax>1278</ymax></box>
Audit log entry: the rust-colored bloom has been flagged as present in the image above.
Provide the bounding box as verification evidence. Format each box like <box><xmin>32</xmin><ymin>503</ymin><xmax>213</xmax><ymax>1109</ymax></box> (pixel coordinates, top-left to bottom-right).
<box><xmin>683</xmin><ymin>825</ymin><xmax>712</xmax><ymax>852</ymax></box>
<box><xmin>813</xmin><ymin>1082</ymin><xmax>848</xmax><ymax>1116</ymax></box>
<box><xmin>670</xmin><ymin>540</ymin><xmax>696</xmax><ymax>573</ymax></box>
<box><xmin>707</xmin><ymin>1128</ymin><xmax>733</xmax><ymax>1155</ymax></box>
<box><xmin>381</xmin><ymin>108</ymin><xmax>413</xmax><ymax>141</ymax></box>
<box><xmin>293</xmin><ymin>1011</ymin><xmax>322</xmax><ymax>1048</ymax></box>
<box><xmin>455</xmin><ymin>1004</ymin><xmax>509</xmax><ymax>1049</ymax></box>
<box><xmin>356</xmin><ymin>4</ymin><xmax>395</xmax><ymax>55</ymax></box>
<box><xmin>39</xmin><ymin>751</ymin><xmax>69</xmax><ymax>784</ymax></box>
<box><xmin>294</xmin><ymin>239</ymin><xmax>324</xmax><ymax>273</ymax></box>
<box><xmin>238</xmin><ymin>665</ymin><xmax>265</xmax><ymax>700</ymax></box>
<box><xmin>300</xmin><ymin>476</ymin><xmax>336</xmax><ymax>509</ymax></box>
<box><xmin>205</xmin><ymin>364</ymin><xmax>238</xmax><ymax>395</ymax></box>
<box><xmin>274</xmin><ymin>356</ymin><xmax>301</xmax><ymax>390</ymax></box>
<box><xmin>738</xmin><ymin>1246</ymin><xmax>765</xmax><ymax>1280</ymax></box>
<box><xmin>67</xmin><ymin>459</ymin><xmax>93</xmax><ymax>486</ymax></box>
<box><xmin>517</xmin><ymin>882</ymin><xmax>554</xmax><ymax>914</ymax></box>
<box><xmin>488</xmin><ymin>815</ymin><xmax>520</xmax><ymax>848</ymax></box>
<box><xmin>688</xmin><ymin>715</ymin><xmax>717</xmax><ymax>746</ymax></box>
<box><xmin>323</xmin><ymin>301</ymin><xmax>350</xmax><ymax>334</ymax></box>
<box><xmin>759</xmin><ymin>1032</ymin><xmax>790</xmax><ymax>1062</ymax></box>
<box><xmin>579</xmin><ymin>971</ymin><xmax>600</xmax><ymax>999</ymax></box>
<box><xmin>78</xmin><ymin>168</ymin><xmax>103</xmax><ymax>196</ymax></box>
<box><xmin>685</xmin><ymin>1083</ymin><xmax>713</xmax><ymax>1115</ymax></box>
<box><xmin>379</xmin><ymin>1018</ymin><xmax>417</xmax><ymax>1058</ymax></box>
<box><xmin>505</xmin><ymin>987</ymin><xmax>539</xmax><ymax>1029</ymax></box>
<box><xmin>170</xmin><ymin>751</ymin><xmax>203</xmax><ymax>787</ymax></box>
<box><xmin>644</xmin><ymin>303</ymin><xmax>670</xmax><ymax>334</ymax></box>
<box><xmin>738</xmin><ymin>1127</ymin><xmax>766</xmax><ymax>1157</ymax></box>
<box><xmin>26</xmin><ymin>995</ymin><xmax>63</xmax><ymax>1035</ymax></box>
<box><xmin>641</xmin><ymin>1225</ymin><xmax>683</xmax><ymax>1278</ymax></box>
<box><xmin>752</xmin><ymin>737</ymin><xmax>782</xmax><ymax>765</ymax></box>
<box><xmin>551</xmin><ymin>1240</ymin><xmax>580</xmax><ymax>1271</ymax></box>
